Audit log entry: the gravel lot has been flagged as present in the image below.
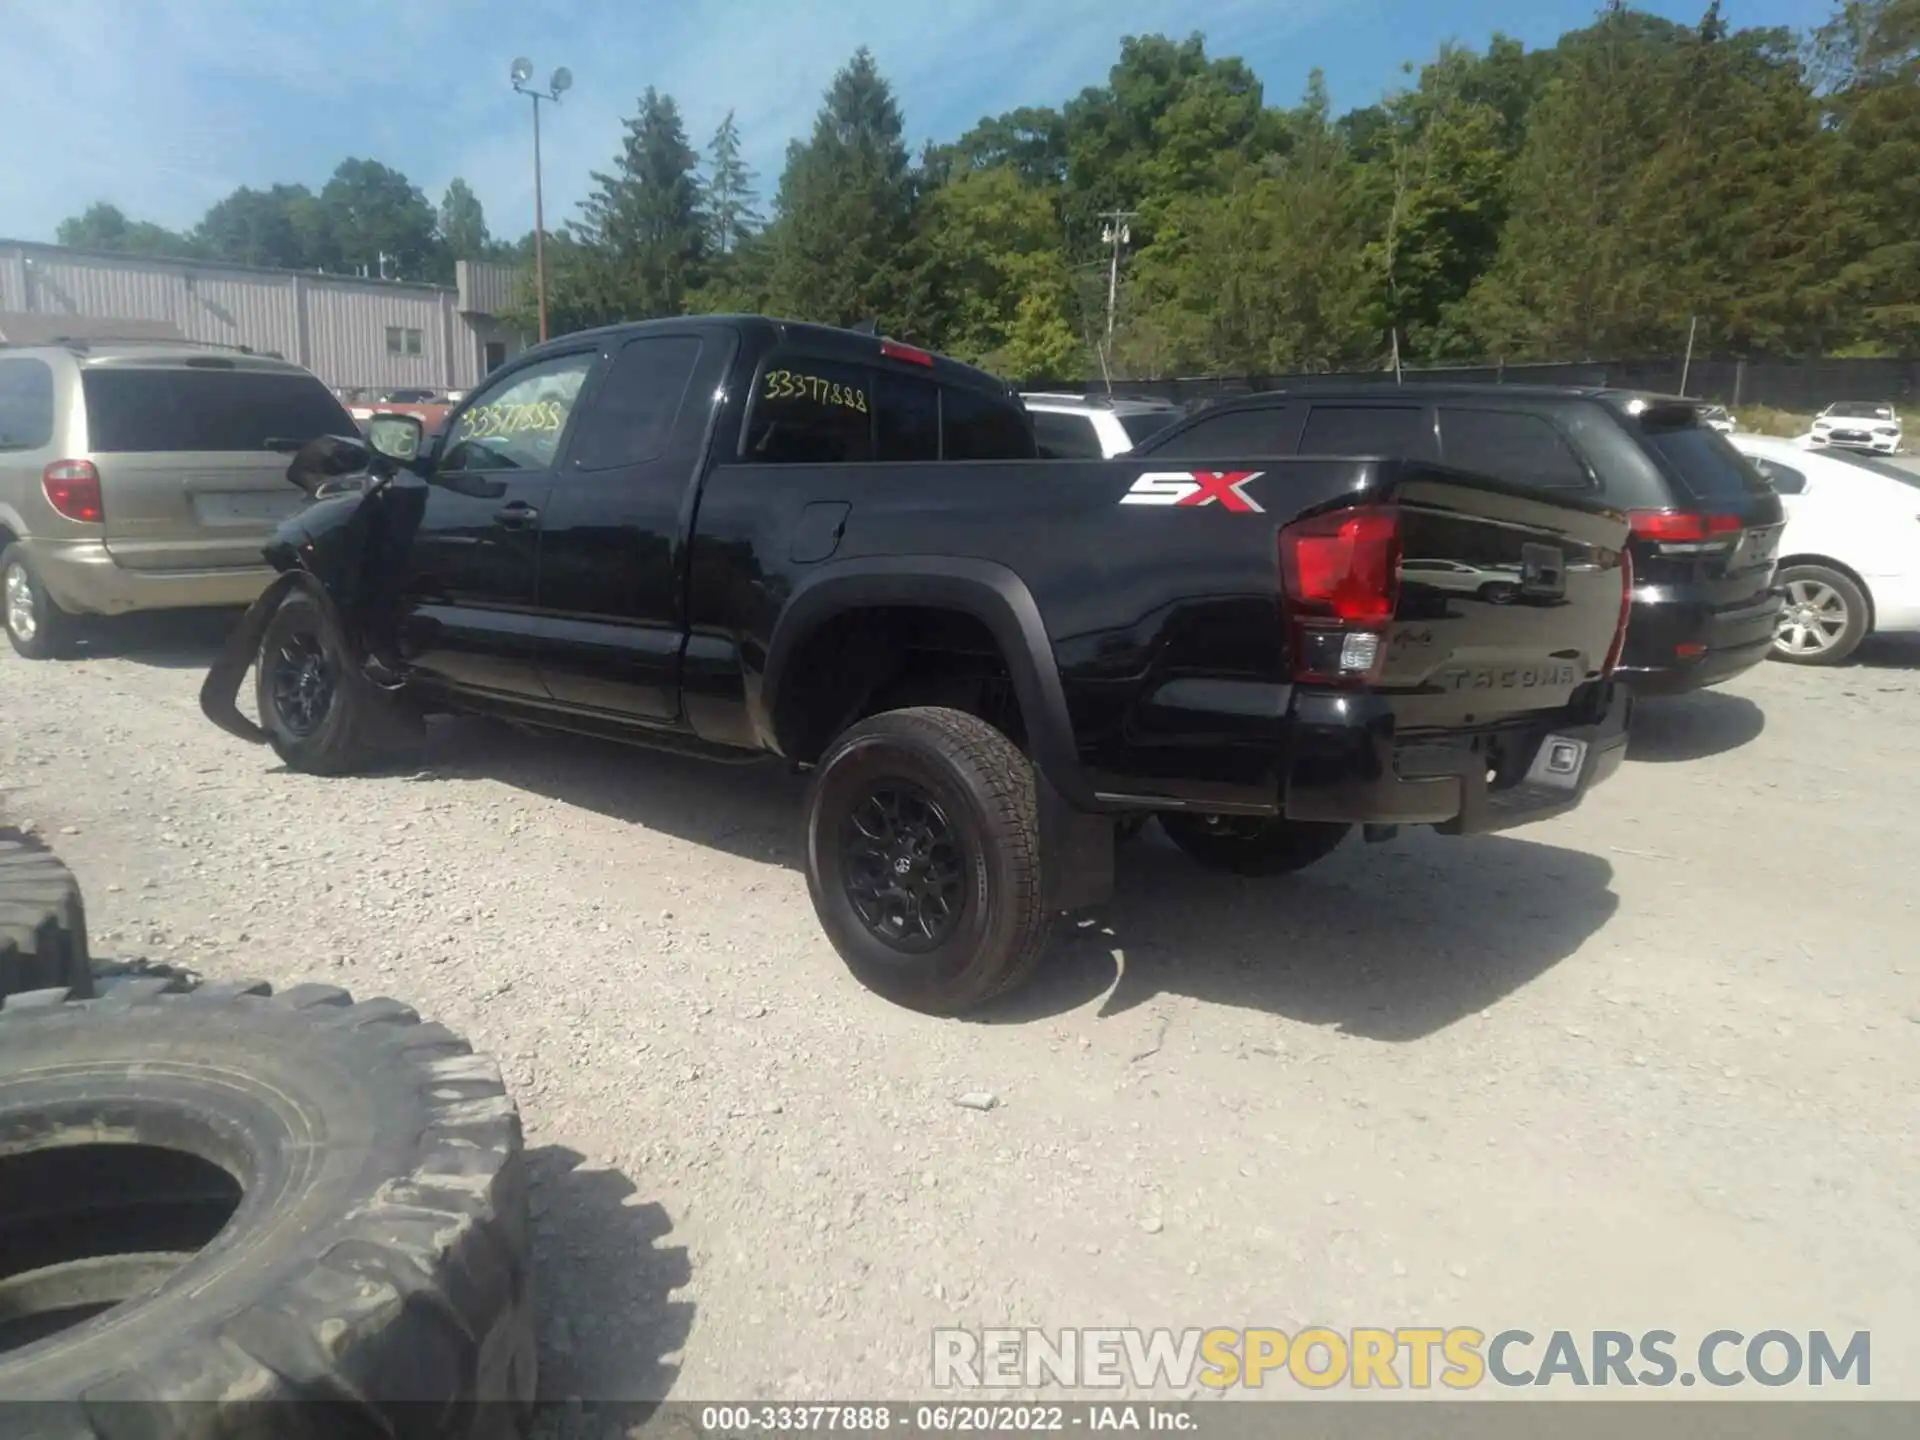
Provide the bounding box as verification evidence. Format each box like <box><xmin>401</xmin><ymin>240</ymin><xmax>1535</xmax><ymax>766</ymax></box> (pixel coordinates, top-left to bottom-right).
<box><xmin>3</xmin><ymin>618</ymin><xmax>1917</xmax><ymax>1407</ymax></box>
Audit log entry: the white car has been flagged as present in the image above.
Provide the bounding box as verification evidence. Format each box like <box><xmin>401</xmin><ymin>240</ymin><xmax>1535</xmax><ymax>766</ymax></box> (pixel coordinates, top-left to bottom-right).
<box><xmin>1695</xmin><ymin>403</ymin><xmax>1736</xmax><ymax>434</ymax></box>
<box><xmin>1729</xmin><ymin>433</ymin><xmax>1920</xmax><ymax>665</ymax></box>
<box><xmin>1022</xmin><ymin>394</ymin><xmax>1183</xmax><ymax>459</ymax></box>
<box><xmin>1810</xmin><ymin>401</ymin><xmax>1902</xmax><ymax>455</ymax></box>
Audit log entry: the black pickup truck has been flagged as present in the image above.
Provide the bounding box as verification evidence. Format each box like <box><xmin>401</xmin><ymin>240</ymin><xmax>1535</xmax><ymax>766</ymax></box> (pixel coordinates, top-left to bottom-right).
<box><xmin>200</xmin><ymin>316</ymin><xmax>1635</xmax><ymax>1015</ymax></box>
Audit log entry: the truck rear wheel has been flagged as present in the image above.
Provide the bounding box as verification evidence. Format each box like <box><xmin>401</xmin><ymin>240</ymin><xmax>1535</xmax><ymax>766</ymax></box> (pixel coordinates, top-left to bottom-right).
<box><xmin>805</xmin><ymin>706</ymin><xmax>1050</xmax><ymax>1016</ymax></box>
<box><xmin>1158</xmin><ymin>814</ymin><xmax>1351</xmax><ymax>876</ymax></box>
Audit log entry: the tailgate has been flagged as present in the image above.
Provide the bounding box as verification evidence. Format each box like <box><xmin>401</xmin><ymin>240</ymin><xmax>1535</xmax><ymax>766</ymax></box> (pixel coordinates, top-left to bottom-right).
<box><xmin>99</xmin><ymin>453</ymin><xmax>308</xmax><ymax>572</ymax></box>
<box><xmin>1379</xmin><ymin>468</ymin><xmax>1630</xmax><ymax>729</ymax></box>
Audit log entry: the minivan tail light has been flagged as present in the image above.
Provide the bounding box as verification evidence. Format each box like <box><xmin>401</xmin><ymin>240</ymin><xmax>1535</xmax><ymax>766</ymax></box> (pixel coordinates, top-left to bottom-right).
<box><xmin>1278</xmin><ymin>505</ymin><xmax>1402</xmax><ymax>684</ymax></box>
<box><xmin>43</xmin><ymin>460</ymin><xmax>104</xmax><ymax>524</ymax></box>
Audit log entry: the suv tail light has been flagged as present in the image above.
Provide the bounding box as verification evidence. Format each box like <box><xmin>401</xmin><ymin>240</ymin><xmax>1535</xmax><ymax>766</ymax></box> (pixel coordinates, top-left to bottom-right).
<box><xmin>1628</xmin><ymin>509</ymin><xmax>1741</xmax><ymax>553</ymax></box>
<box><xmin>1278</xmin><ymin>505</ymin><xmax>1401</xmax><ymax>684</ymax></box>
<box><xmin>43</xmin><ymin>461</ymin><xmax>104</xmax><ymax>524</ymax></box>
<box><xmin>1604</xmin><ymin>547</ymin><xmax>1634</xmax><ymax>675</ymax></box>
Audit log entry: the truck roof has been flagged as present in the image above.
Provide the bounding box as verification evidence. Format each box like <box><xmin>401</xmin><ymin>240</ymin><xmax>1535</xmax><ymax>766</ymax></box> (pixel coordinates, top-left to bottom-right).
<box><xmin>515</xmin><ymin>314</ymin><xmax>1020</xmax><ymax>400</ymax></box>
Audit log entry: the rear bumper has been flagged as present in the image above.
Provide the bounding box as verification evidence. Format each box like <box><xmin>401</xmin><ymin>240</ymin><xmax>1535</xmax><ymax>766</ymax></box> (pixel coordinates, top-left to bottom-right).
<box><xmin>1281</xmin><ymin>682</ymin><xmax>1631</xmax><ymax>836</ymax></box>
<box><xmin>1615</xmin><ymin>590</ymin><xmax>1780</xmax><ymax>696</ymax></box>
<box><xmin>20</xmin><ymin>538</ymin><xmax>274</xmax><ymax>618</ymax></box>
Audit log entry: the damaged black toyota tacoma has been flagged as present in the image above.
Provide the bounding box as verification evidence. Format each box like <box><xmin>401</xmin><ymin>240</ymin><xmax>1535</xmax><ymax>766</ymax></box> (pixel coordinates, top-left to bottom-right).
<box><xmin>201</xmin><ymin>316</ymin><xmax>1635</xmax><ymax>1015</ymax></box>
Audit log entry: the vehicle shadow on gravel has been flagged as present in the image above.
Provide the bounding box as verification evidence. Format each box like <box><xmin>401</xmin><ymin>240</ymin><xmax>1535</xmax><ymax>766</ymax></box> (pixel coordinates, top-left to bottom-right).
<box><xmin>418</xmin><ymin>717</ymin><xmax>1616</xmax><ymax>1043</ymax></box>
<box><xmin>1855</xmin><ymin>634</ymin><xmax>1920</xmax><ymax>670</ymax></box>
<box><xmin>527</xmin><ymin>1145</ymin><xmax>693</xmax><ymax>1416</ymax></box>
<box><xmin>1625</xmin><ymin>690</ymin><xmax>1766</xmax><ymax>763</ymax></box>
<box><xmin>64</xmin><ymin>608</ymin><xmax>242</xmax><ymax>669</ymax></box>
<box><xmin>983</xmin><ymin>827</ymin><xmax>1618</xmax><ymax>1040</ymax></box>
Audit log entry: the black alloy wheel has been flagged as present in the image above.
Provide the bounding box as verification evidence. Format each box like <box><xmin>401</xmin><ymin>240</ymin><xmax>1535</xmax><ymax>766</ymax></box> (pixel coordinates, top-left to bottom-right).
<box><xmin>266</xmin><ymin>627</ymin><xmax>335</xmax><ymax>739</ymax></box>
<box><xmin>839</xmin><ymin>781</ymin><xmax>968</xmax><ymax>952</ymax></box>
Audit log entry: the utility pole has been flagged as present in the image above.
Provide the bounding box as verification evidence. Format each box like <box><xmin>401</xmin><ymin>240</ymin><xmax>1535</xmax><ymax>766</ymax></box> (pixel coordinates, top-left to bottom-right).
<box><xmin>511</xmin><ymin>58</ymin><xmax>573</xmax><ymax>344</ymax></box>
<box><xmin>1679</xmin><ymin>314</ymin><xmax>1699</xmax><ymax>397</ymax></box>
<box><xmin>1098</xmin><ymin>210</ymin><xmax>1138</xmax><ymax>342</ymax></box>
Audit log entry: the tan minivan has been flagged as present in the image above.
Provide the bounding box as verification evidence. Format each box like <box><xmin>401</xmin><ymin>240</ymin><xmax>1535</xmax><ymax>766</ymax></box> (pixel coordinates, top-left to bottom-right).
<box><xmin>0</xmin><ymin>340</ymin><xmax>354</xmax><ymax>658</ymax></box>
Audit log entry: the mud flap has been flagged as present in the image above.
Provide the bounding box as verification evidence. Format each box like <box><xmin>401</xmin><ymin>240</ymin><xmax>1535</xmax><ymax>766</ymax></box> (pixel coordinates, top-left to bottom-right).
<box><xmin>197</xmin><ymin>572</ymin><xmax>309</xmax><ymax>745</ymax></box>
<box><xmin>1036</xmin><ymin>767</ymin><xmax>1115</xmax><ymax>913</ymax></box>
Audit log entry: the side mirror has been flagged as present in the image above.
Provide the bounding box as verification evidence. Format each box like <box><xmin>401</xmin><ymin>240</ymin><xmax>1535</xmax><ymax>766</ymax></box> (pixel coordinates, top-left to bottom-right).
<box><xmin>286</xmin><ymin>434</ymin><xmax>374</xmax><ymax>496</ymax></box>
<box><xmin>367</xmin><ymin>412</ymin><xmax>425</xmax><ymax>463</ymax></box>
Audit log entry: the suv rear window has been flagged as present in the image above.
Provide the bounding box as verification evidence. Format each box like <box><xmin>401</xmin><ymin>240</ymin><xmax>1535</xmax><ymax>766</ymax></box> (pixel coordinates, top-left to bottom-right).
<box><xmin>1437</xmin><ymin>408</ymin><xmax>1590</xmax><ymax>490</ymax></box>
<box><xmin>0</xmin><ymin>357</ymin><xmax>55</xmax><ymax>451</ymax></box>
<box><xmin>1299</xmin><ymin>404</ymin><xmax>1429</xmax><ymax>455</ymax></box>
<box><xmin>1640</xmin><ymin>423</ymin><xmax>1772</xmax><ymax>502</ymax></box>
<box><xmin>82</xmin><ymin>366</ymin><xmax>353</xmax><ymax>453</ymax></box>
<box><xmin>1143</xmin><ymin>405</ymin><xmax>1295</xmax><ymax>459</ymax></box>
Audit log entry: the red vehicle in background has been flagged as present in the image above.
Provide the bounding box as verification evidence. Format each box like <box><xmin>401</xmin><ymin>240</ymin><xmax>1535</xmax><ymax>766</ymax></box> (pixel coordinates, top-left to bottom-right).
<box><xmin>340</xmin><ymin>388</ymin><xmax>455</xmax><ymax>442</ymax></box>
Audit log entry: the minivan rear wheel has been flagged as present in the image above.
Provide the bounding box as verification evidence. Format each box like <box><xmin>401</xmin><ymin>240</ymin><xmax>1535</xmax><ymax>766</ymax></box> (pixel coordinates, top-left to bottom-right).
<box><xmin>2</xmin><ymin>546</ymin><xmax>81</xmax><ymax>661</ymax></box>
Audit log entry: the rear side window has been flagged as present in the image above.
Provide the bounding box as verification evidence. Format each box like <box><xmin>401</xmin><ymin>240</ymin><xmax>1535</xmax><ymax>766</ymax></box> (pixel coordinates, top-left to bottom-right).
<box><xmin>1640</xmin><ymin>424</ymin><xmax>1772</xmax><ymax>502</ymax></box>
<box><xmin>82</xmin><ymin>367</ymin><xmax>353</xmax><ymax>453</ymax></box>
<box><xmin>1749</xmin><ymin>457</ymin><xmax>1806</xmax><ymax>494</ymax></box>
<box><xmin>1145</xmin><ymin>405</ymin><xmax>1293</xmax><ymax>459</ymax></box>
<box><xmin>1437</xmin><ymin>408</ymin><xmax>1590</xmax><ymax>490</ymax></box>
<box><xmin>876</xmin><ymin>370</ymin><xmax>941</xmax><ymax>461</ymax></box>
<box><xmin>1118</xmin><ymin>410</ymin><xmax>1179</xmax><ymax>447</ymax></box>
<box><xmin>568</xmin><ymin>335</ymin><xmax>703</xmax><ymax>471</ymax></box>
<box><xmin>943</xmin><ymin>386</ymin><xmax>1036</xmax><ymax>460</ymax></box>
<box><xmin>1299</xmin><ymin>404</ymin><xmax>1428</xmax><ymax>455</ymax></box>
<box><xmin>0</xmin><ymin>358</ymin><xmax>55</xmax><ymax>451</ymax></box>
<box><xmin>1031</xmin><ymin>411</ymin><xmax>1105</xmax><ymax>459</ymax></box>
<box><xmin>744</xmin><ymin>359</ymin><xmax>875</xmax><ymax>464</ymax></box>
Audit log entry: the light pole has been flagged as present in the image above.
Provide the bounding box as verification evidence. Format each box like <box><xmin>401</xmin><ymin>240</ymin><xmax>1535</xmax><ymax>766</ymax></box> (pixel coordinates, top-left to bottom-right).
<box><xmin>510</xmin><ymin>57</ymin><xmax>572</xmax><ymax>344</ymax></box>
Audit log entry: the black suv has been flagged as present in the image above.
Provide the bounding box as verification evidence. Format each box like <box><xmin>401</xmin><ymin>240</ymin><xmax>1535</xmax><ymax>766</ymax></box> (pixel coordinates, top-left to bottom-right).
<box><xmin>1134</xmin><ymin>385</ymin><xmax>1786</xmax><ymax>696</ymax></box>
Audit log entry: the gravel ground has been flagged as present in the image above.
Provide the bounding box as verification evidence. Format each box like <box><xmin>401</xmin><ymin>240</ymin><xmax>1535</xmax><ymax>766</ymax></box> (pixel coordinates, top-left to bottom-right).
<box><xmin>3</xmin><ymin>615</ymin><xmax>1917</xmax><ymax>1410</ymax></box>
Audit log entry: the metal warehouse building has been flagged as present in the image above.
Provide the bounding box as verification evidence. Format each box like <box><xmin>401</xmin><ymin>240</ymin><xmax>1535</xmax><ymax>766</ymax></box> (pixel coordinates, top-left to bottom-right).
<box><xmin>0</xmin><ymin>239</ymin><xmax>525</xmax><ymax>393</ymax></box>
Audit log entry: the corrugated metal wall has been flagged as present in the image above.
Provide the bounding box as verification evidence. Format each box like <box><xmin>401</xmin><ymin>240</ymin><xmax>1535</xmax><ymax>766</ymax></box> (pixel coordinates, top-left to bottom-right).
<box><xmin>0</xmin><ymin>242</ymin><xmax>512</xmax><ymax>391</ymax></box>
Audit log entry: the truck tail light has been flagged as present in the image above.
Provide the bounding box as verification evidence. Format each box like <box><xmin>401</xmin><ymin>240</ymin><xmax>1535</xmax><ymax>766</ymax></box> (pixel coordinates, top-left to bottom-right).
<box><xmin>1604</xmin><ymin>547</ymin><xmax>1634</xmax><ymax>675</ymax></box>
<box><xmin>1278</xmin><ymin>505</ymin><xmax>1401</xmax><ymax>684</ymax></box>
<box><xmin>43</xmin><ymin>460</ymin><xmax>104</xmax><ymax>524</ymax></box>
<box><xmin>1628</xmin><ymin>509</ymin><xmax>1741</xmax><ymax>553</ymax></box>
<box><xmin>879</xmin><ymin>339</ymin><xmax>934</xmax><ymax>368</ymax></box>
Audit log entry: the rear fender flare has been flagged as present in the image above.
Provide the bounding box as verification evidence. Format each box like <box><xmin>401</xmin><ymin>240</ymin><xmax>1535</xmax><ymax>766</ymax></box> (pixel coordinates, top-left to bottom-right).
<box><xmin>761</xmin><ymin>556</ymin><xmax>1094</xmax><ymax>810</ymax></box>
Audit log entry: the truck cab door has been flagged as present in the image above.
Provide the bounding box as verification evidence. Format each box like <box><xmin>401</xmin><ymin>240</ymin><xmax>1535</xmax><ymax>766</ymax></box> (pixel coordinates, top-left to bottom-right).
<box><xmin>535</xmin><ymin>329</ymin><xmax>735</xmax><ymax>724</ymax></box>
<box><xmin>395</xmin><ymin>349</ymin><xmax>598</xmax><ymax>699</ymax></box>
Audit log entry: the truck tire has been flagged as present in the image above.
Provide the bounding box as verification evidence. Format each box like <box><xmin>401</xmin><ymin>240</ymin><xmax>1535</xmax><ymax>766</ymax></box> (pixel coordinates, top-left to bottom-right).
<box><xmin>0</xmin><ymin>981</ymin><xmax>534</xmax><ymax>1438</ymax></box>
<box><xmin>3</xmin><ymin>543</ymin><xmax>82</xmax><ymax>661</ymax></box>
<box><xmin>255</xmin><ymin>590</ymin><xmax>409</xmax><ymax>775</ymax></box>
<box><xmin>805</xmin><ymin>706</ymin><xmax>1051</xmax><ymax>1016</ymax></box>
<box><xmin>0</xmin><ymin>833</ymin><xmax>93</xmax><ymax>1002</ymax></box>
<box><xmin>1158</xmin><ymin>814</ymin><xmax>1351</xmax><ymax>876</ymax></box>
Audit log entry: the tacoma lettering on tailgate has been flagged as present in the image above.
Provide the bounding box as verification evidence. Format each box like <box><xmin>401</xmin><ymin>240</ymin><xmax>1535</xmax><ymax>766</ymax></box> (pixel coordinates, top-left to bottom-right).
<box><xmin>1437</xmin><ymin>662</ymin><xmax>1581</xmax><ymax>692</ymax></box>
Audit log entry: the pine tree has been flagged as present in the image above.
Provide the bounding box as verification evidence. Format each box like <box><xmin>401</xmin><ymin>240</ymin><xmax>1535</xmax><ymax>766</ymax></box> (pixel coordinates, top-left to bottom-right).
<box><xmin>764</xmin><ymin>49</ymin><xmax>922</xmax><ymax>332</ymax></box>
<box><xmin>705</xmin><ymin>111</ymin><xmax>762</xmax><ymax>256</ymax></box>
<box><xmin>569</xmin><ymin>87</ymin><xmax>708</xmax><ymax>320</ymax></box>
<box><xmin>438</xmin><ymin>179</ymin><xmax>489</xmax><ymax>260</ymax></box>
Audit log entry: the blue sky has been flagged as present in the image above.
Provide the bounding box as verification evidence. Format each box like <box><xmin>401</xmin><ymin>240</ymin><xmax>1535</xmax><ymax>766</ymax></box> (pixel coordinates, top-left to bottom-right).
<box><xmin>0</xmin><ymin>0</ymin><xmax>1833</xmax><ymax>248</ymax></box>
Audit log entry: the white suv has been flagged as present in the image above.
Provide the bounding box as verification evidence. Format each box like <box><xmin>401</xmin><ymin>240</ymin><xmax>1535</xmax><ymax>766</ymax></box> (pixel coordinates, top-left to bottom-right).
<box><xmin>1021</xmin><ymin>393</ymin><xmax>1183</xmax><ymax>459</ymax></box>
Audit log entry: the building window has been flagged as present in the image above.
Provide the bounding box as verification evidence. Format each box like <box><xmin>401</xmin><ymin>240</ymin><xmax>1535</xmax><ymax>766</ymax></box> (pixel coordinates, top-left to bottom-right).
<box><xmin>386</xmin><ymin>326</ymin><xmax>423</xmax><ymax>357</ymax></box>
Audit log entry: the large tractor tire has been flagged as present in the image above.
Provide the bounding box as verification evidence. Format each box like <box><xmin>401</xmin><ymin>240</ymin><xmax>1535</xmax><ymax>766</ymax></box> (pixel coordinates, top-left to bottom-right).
<box><xmin>0</xmin><ymin>831</ymin><xmax>93</xmax><ymax>1002</ymax></box>
<box><xmin>0</xmin><ymin>981</ymin><xmax>534</xmax><ymax>1439</ymax></box>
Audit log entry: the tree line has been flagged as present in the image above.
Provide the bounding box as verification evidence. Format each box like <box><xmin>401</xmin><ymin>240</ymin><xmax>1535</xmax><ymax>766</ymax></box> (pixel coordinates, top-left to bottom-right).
<box><xmin>54</xmin><ymin>0</ymin><xmax>1919</xmax><ymax>379</ymax></box>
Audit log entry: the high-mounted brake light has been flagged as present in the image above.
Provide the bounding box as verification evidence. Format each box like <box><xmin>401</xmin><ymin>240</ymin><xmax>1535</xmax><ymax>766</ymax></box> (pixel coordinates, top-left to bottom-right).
<box><xmin>42</xmin><ymin>460</ymin><xmax>104</xmax><ymax>524</ymax></box>
<box><xmin>1604</xmin><ymin>547</ymin><xmax>1634</xmax><ymax>675</ymax></box>
<box><xmin>1627</xmin><ymin>509</ymin><xmax>1741</xmax><ymax>544</ymax></box>
<box><xmin>879</xmin><ymin>339</ymin><xmax>934</xmax><ymax>368</ymax></box>
<box><xmin>1278</xmin><ymin>505</ymin><xmax>1401</xmax><ymax>685</ymax></box>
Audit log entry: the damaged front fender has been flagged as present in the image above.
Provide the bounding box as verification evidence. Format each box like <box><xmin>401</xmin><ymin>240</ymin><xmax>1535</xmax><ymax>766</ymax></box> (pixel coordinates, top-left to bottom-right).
<box><xmin>198</xmin><ymin>572</ymin><xmax>328</xmax><ymax>744</ymax></box>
